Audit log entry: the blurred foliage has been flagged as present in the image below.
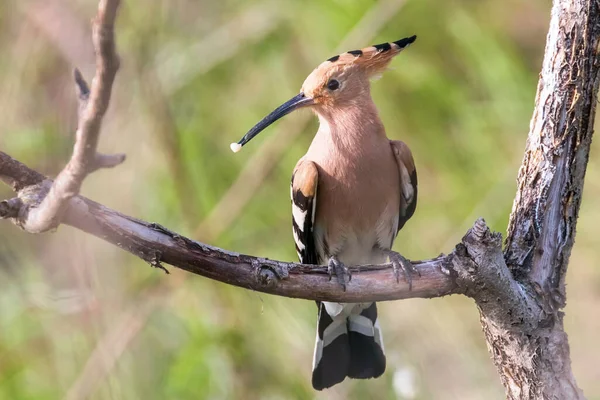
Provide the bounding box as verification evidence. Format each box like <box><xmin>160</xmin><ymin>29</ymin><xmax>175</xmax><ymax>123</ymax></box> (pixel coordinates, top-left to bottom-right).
<box><xmin>1</xmin><ymin>0</ymin><xmax>600</xmax><ymax>399</ymax></box>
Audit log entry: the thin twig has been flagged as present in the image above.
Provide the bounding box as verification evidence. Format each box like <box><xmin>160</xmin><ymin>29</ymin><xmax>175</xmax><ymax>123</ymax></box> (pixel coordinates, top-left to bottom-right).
<box><xmin>14</xmin><ymin>0</ymin><xmax>123</xmax><ymax>233</ymax></box>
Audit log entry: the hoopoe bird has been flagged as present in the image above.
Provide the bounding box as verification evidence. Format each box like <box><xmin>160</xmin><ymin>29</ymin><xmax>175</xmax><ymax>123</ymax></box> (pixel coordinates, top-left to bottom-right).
<box><xmin>231</xmin><ymin>36</ymin><xmax>418</xmax><ymax>390</ymax></box>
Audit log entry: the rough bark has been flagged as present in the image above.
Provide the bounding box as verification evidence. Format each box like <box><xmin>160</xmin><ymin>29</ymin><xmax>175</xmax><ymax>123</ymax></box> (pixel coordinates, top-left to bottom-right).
<box><xmin>484</xmin><ymin>0</ymin><xmax>598</xmax><ymax>397</ymax></box>
<box><xmin>0</xmin><ymin>0</ymin><xmax>598</xmax><ymax>398</ymax></box>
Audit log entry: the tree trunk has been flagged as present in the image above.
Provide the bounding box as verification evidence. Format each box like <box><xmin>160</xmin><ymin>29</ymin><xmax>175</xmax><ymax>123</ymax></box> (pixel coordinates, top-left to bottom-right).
<box><xmin>480</xmin><ymin>0</ymin><xmax>599</xmax><ymax>397</ymax></box>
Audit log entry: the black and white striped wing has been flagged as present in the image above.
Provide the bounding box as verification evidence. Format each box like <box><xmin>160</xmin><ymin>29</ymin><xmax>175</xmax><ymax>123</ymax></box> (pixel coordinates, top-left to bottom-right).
<box><xmin>291</xmin><ymin>160</ymin><xmax>319</xmax><ymax>265</ymax></box>
<box><xmin>390</xmin><ymin>140</ymin><xmax>417</xmax><ymax>233</ymax></box>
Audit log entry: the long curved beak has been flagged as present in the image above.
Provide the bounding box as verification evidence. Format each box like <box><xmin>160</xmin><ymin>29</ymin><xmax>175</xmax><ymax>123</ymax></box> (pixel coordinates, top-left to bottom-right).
<box><xmin>230</xmin><ymin>93</ymin><xmax>314</xmax><ymax>152</ymax></box>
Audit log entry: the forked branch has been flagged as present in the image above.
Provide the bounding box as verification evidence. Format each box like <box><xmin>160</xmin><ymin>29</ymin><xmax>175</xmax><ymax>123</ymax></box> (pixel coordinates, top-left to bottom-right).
<box><xmin>0</xmin><ymin>0</ymin><xmax>124</xmax><ymax>234</ymax></box>
<box><xmin>0</xmin><ymin>150</ymin><xmax>530</xmax><ymax>306</ymax></box>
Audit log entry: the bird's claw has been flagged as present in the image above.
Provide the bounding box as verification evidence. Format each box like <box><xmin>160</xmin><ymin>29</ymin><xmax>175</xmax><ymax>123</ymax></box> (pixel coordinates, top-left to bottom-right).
<box><xmin>388</xmin><ymin>251</ymin><xmax>419</xmax><ymax>290</ymax></box>
<box><xmin>328</xmin><ymin>257</ymin><xmax>351</xmax><ymax>291</ymax></box>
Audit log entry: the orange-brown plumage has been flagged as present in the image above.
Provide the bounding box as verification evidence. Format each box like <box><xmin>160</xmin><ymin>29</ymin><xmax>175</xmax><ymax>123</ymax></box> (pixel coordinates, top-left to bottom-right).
<box><xmin>301</xmin><ymin>36</ymin><xmax>416</xmax><ymax>109</ymax></box>
<box><xmin>293</xmin><ymin>159</ymin><xmax>318</xmax><ymax>197</ymax></box>
<box><xmin>234</xmin><ymin>35</ymin><xmax>418</xmax><ymax>391</ymax></box>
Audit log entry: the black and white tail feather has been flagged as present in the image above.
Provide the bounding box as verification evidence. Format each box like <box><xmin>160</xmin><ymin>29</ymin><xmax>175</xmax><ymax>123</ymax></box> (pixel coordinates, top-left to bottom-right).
<box><xmin>312</xmin><ymin>302</ymin><xmax>386</xmax><ymax>390</ymax></box>
<box><xmin>291</xmin><ymin>160</ymin><xmax>387</xmax><ymax>390</ymax></box>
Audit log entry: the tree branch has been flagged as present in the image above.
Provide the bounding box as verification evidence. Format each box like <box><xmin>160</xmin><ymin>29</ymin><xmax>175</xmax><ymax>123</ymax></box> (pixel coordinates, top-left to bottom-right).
<box><xmin>10</xmin><ymin>0</ymin><xmax>123</xmax><ymax>234</ymax></box>
<box><xmin>0</xmin><ymin>197</ymin><xmax>23</xmax><ymax>219</ymax></box>
<box><xmin>1</xmin><ymin>150</ymin><xmax>462</xmax><ymax>302</ymax></box>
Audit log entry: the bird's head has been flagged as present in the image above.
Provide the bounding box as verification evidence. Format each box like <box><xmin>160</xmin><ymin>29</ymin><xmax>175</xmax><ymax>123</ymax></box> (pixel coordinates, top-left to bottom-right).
<box><xmin>230</xmin><ymin>35</ymin><xmax>416</xmax><ymax>153</ymax></box>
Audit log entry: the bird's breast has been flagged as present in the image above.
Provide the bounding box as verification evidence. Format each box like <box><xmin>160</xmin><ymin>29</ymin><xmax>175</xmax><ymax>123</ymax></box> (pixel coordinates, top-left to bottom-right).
<box><xmin>307</xmin><ymin>144</ymin><xmax>400</xmax><ymax>266</ymax></box>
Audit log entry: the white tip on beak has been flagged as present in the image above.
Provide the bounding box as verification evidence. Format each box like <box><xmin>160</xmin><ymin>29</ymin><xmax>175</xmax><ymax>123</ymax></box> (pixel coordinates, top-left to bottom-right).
<box><xmin>230</xmin><ymin>143</ymin><xmax>242</xmax><ymax>153</ymax></box>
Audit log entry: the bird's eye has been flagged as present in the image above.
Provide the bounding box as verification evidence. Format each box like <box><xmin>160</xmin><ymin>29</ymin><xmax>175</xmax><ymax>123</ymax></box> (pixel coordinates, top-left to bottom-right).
<box><xmin>327</xmin><ymin>79</ymin><xmax>340</xmax><ymax>91</ymax></box>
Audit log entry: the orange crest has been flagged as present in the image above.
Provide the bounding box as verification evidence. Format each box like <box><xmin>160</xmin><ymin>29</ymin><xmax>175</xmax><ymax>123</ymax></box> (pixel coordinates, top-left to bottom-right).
<box><xmin>326</xmin><ymin>35</ymin><xmax>416</xmax><ymax>76</ymax></box>
<box><xmin>301</xmin><ymin>36</ymin><xmax>417</xmax><ymax>103</ymax></box>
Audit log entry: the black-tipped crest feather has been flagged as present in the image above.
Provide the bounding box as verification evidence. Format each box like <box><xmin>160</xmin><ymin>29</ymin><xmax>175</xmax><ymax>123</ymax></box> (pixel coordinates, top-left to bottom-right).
<box><xmin>394</xmin><ymin>35</ymin><xmax>417</xmax><ymax>48</ymax></box>
<box><xmin>373</xmin><ymin>42</ymin><xmax>392</xmax><ymax>52</ymax></box>
<box><xmin>323</xmin><ymin>35</ymin><xmax>416</xmax><ymax>66</ymax></box>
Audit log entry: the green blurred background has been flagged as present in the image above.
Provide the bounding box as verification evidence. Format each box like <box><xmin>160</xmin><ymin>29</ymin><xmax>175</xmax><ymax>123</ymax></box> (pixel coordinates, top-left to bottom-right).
<box><xmin>1</xmin><ymin>0</ymin><xmax>599</xmax><ymax>399</ymax></box>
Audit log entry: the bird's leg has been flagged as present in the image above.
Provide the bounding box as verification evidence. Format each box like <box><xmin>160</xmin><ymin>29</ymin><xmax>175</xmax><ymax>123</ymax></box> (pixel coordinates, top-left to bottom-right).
<box><xmin>327</xmin><ymin>256</ymin><xmax>351</xmax><ymax>291</ymax></box>
<box><xmin>385</xmin><ymin>250</ymin><xmax>419</xmax><ymax>290</ymax></box>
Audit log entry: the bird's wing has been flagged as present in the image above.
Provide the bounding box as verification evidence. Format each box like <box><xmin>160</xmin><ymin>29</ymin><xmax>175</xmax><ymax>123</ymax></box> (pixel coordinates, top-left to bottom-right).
<box><xmin>291</xmin><ymin>159</ymin><xmax>319</xmax><ymax>265</ymax></box>
<box><xmin>390</xmin><ymin>140</ymin><xmax>418</xmax><ymax>232</ymax></box>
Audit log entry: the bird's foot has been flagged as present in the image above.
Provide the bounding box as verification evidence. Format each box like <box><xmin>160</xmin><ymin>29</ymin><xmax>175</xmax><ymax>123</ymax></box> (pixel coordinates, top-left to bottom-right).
<box><xmin>387</xmin><ymin>250</ymin><xmax>419</xmax><ymax>290</ymax></box>
<box><xmin>328</xmin><ymin>256</ymin><xmax>351</xmax><ymax>291</ymax></box>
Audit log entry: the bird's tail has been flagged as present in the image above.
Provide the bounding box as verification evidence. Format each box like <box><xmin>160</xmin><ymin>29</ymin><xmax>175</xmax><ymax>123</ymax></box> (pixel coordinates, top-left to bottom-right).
<box><xmin>311</xmin><ymin>302</ymin><xmax>386</xmax><ymax>390</ymax></box>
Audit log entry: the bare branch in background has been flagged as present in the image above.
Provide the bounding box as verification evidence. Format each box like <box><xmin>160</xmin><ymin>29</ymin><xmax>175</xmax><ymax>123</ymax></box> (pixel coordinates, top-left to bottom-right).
<box><xmin>2</xmin><ymin>0</ymin><xmax>123</xmax><ymax>234</ymax></box>
<box><xmin>1</xmin><ymin>149</ymin><xmax>458</xmax><ymax>302</ymax></box>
